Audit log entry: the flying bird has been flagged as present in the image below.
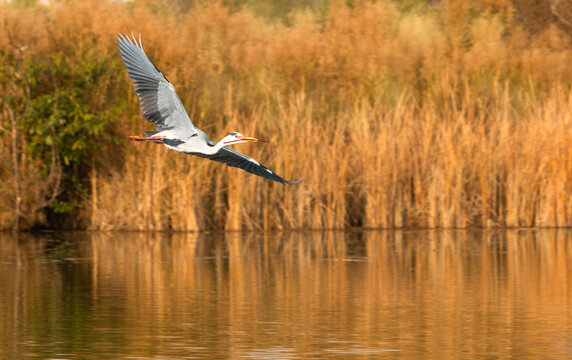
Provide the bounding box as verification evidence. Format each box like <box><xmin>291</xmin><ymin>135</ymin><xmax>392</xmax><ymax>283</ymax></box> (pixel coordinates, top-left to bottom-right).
<box><xmin>117</xmin><ymin>34</ymin><xmax>302</xmax><ymax>184</ymax></box>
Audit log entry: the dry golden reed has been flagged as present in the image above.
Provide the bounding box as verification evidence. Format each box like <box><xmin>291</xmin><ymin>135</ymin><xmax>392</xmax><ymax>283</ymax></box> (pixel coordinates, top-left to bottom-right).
<box><xmin>1</xmin><ymin>0</ymin><xmax>572</xmax><ymax>230</ymax></box>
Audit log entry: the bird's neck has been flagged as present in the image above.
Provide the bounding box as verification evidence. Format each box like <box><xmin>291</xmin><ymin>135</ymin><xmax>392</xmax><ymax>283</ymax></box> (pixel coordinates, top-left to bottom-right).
<box><xmin>200</xmin><ymin>139</ymin><xmax>227</xmax><ymax>155</ymax></box>
<box><xmin>174</xmin><ymin>132</ymin><xmax>230</xmax><ymax>155</ymax></box>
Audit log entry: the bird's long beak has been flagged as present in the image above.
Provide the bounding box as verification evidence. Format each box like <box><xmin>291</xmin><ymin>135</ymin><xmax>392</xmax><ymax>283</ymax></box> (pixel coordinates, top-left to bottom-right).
<box><xmin>239</xmin><ymin>135</ymin><xmax>270</xmax><ymax>143</ymax></box>
<box><xmin>224</xmin><ymin>135</ymin><xmax>270</xmax><ymax>144</ymax></box>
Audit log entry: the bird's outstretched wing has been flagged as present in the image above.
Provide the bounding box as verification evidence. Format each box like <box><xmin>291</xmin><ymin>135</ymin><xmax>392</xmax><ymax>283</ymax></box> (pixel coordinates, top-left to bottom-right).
<box><xmin>117</xmin><ymin>33</ymin><xmax>197</xmax><ymax>138</ymax></box>
<box><xmin>196</xmin><ymin>141</ymin><xmax>303</xmax><ymax>184</ymax></box>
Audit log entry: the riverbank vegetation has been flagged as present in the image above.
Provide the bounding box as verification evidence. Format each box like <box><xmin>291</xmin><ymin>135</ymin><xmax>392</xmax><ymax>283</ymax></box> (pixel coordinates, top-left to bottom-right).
<box><xmin>1</xmin><ymin>0</ymin><xmax>572</xmax><ymax>230</ymax></box>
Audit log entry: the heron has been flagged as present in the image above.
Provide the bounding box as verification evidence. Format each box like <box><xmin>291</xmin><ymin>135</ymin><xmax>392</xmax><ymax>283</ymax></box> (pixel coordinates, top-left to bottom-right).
<box><xmin>117</xmin><ymin>34</ymin><xmax>302</xmax><ymax>184</ymax></box>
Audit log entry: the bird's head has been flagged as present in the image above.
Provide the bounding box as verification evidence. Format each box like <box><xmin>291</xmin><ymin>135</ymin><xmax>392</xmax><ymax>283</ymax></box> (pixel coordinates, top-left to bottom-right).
<box><xmin>222</xmin><ymin>132</ymin><xmax>269</xmax><ymax>145</ymax></box>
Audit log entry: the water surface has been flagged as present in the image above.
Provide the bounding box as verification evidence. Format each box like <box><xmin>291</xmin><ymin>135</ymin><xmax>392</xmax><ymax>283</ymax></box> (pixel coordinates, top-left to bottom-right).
<box><xmin>0</xmin><ymin>230</ymin><xmax>570</xmax><ymax>359</ymax></box>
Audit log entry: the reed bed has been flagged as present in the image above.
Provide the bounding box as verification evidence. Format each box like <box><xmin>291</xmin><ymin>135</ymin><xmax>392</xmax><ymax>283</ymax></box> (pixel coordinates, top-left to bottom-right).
<box><xmin>1</xmin><ymin>0</ymin><xmax>572</xmax><ymax>230</ymax></box>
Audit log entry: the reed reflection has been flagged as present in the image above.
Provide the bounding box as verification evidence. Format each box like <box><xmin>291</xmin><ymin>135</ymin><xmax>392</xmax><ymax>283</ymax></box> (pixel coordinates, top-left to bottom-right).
<box><xmin>0</xmin><ymin>230</ymin><xmax>570</xmax><ymax>359</ymax></box>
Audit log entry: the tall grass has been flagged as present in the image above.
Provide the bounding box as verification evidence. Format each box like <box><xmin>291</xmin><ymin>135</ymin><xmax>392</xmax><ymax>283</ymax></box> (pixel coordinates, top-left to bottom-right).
<box><xmin>1</xmin><ymin>0</ymin><xmax>572</xmax><ymax>230</ymax></box>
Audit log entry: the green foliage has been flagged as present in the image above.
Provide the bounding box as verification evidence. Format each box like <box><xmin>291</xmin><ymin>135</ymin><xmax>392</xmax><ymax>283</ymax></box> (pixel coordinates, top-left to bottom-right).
<box><xmin>12</xmin><ymin>53</ymin><xmax>120</xmax><ymax>213</ymax></box>
<box><xmin>50</xmin><ymin>199</ymin><xmax>76</xmax><ymax>214</ymax></box>
<box><xmin>393</xmin><ymin>0</ymin><xmax>440</xmax><ymax>13</ymax></box>
<box><xmin>23</xmin><ymin>88</ymin><xmax>110</xmax><ymax>169</ymax></box>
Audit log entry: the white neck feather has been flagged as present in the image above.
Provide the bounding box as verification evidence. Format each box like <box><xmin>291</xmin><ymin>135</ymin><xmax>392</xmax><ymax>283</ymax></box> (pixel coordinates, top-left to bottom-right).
<box><xmin>200</xmin><ymin>139</ymin><xmax>227</xmax><ymax>155</ymax></box>
<box><xmin>172</xmin><ymin>135</ymin><xmax>233</xmax><ymax>155</ymax></box>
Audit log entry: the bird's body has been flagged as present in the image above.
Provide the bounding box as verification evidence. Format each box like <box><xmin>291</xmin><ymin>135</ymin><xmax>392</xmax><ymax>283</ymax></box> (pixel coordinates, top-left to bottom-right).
<box><xmin>117</xmin><ymin>34</ymin><xmax>302</xmax><ymax>184</ymax></box>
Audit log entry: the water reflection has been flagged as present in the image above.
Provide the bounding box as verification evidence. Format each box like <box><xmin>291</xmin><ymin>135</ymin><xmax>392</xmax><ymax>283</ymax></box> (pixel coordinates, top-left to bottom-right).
<box><xmin>0</xmin><ymin>230</ymin><xmax>570</xmax><ymax>359</ymax></box>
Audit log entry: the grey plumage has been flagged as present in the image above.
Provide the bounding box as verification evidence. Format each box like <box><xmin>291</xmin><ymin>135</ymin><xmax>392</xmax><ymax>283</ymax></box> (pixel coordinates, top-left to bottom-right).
<box><xmin>202</xmin><ymin>140</ymin><xmax>302</xmax><ymax>184</ymax></box>
<box><xmin>117</xmin><ymin>33</ymin><xmax>197</xmax><ymax>138</ymax></box>
<box><xmin>118</xmin><ymin>34</ymin><xmax>302</xmax><ymax>185</ymax></box>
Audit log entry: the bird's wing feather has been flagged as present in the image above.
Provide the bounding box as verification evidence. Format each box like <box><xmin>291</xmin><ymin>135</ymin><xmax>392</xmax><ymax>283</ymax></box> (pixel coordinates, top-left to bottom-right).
<box><xmin>117</xmin><ymin>33</ymin><xmax>197</xmax><ymax>138</ymax></box>
<box><xmin>194</xmin><ymin>141</ymin><xmax>303</xmax><ymax>184</ymax></box>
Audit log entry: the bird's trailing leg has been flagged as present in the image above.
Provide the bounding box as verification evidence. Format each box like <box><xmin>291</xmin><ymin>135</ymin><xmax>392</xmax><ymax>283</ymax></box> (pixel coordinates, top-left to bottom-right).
<box><xmin>127</xmin><ymin>135</ymin><xmax>165</xmax><ymax>143</ymax></box>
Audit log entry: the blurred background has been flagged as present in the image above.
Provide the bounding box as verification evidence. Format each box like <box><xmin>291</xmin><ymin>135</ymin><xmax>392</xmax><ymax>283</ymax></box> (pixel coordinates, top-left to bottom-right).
<box><xmin>1</xmin><ymin>0</ymin><xmax>572</xmax><ymax>231</ymax></box>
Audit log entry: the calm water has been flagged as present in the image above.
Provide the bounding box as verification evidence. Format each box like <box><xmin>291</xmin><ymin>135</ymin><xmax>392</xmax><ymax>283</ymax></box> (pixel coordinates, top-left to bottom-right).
<box><xmin>0</xmin><ymin>230</ymin><xmax>570</xmax><ymax>359</ymax></box>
